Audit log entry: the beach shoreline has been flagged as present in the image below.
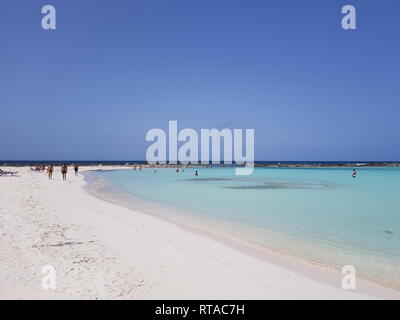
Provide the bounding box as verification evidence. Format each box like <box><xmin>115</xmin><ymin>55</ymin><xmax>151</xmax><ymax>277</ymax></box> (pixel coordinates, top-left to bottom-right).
<box><xmin>84</xmin><ymin>168</ymin><xmax>400</xmax><ymax>294</ymax></box>
<box><xmin>1</xmin><ymin>165</ymin><xmax>399</xmax><ymax>300</ymax></box>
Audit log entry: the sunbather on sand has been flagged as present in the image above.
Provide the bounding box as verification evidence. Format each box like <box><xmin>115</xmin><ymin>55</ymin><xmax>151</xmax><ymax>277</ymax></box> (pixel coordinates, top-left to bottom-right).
<box><xmin>31</xmin><ymin>165</ymin><xmax>43</xmax><ymax>172</ymax></box>
<box><xmin>0</xmin><ymin>169</ymin><xmax>18</xmax><ymax>176</ymax></box>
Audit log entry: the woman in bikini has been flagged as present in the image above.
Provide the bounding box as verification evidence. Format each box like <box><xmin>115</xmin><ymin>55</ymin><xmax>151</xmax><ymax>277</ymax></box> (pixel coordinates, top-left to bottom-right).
<box><xmin>61</xmin><ymin>164</ymin><xmax>68</xmax><ymax>181</ymax></box>
<box><xmin>47</xmin><ymin>164</ymin><xmax>54</xmax><ymax>180</ymax></box>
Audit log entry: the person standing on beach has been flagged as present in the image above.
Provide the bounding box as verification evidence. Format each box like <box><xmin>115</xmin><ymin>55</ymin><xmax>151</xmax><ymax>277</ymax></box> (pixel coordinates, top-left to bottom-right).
<box><xmin>74</xmin><ymin>163</ymin><xmax>79</xmax><ymax>176</ymax></box>
<box><xmin>61</xmin><ymin>164</ymin><xmax>68</xmax><ymax>181</ymax></box>
<box><xmin>47</xmin><ymin>164</ymin><xmax>54</xmax><ymax>180</ymax></box>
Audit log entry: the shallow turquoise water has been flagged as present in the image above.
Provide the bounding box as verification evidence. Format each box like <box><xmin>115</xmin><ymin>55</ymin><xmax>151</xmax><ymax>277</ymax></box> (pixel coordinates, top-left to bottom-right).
<box><xmin>91</xmin><ymin>167</ymin><xmax>400</xmax><ymax>287</ymax></box>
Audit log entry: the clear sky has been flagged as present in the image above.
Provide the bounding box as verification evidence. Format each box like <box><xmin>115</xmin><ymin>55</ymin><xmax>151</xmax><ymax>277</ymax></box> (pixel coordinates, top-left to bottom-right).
<box><xmin>1</xmin><ymin>0</ymin><xmax>399</xmax><ymax>161</ymax></box>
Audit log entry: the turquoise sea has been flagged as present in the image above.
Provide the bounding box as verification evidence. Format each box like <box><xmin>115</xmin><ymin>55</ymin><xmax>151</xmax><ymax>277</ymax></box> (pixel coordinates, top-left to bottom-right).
<box><xmin>88</xmin><ymin>167</ymin><xmax>400</xmax><ymax>289</ymax></box>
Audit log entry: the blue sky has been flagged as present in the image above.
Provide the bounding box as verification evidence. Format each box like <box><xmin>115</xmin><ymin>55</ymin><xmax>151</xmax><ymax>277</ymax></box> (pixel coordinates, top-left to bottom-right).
<box><xmin>1</xmin><ymin>0</ymin><xmax>399</xmax><ymax>161</ymax></box>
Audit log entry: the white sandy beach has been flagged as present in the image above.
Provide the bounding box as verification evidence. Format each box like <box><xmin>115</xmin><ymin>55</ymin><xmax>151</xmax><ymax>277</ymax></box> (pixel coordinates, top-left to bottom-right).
<box><xmin>0</xmin><ymin>166</ymin><xmax>399</xmax><ymax>300</ymax></box>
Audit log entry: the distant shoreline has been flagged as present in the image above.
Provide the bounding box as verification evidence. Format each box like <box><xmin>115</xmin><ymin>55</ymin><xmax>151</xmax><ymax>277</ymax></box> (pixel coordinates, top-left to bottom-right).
<box><xmin>2</xmin><ymin>161</ymin><xmax>400</xmax><ymax>168</ymax></box>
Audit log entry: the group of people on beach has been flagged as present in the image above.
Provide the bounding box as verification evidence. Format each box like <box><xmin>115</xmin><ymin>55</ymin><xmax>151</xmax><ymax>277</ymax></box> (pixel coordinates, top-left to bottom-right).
<box><xmin>32</xmin><ymin>164</ymin><xmax>47</xmax><ymax>172</ymax></box>
<box><xmin>57</xmin><ymin>163</ymin><xmax>80</xmax><ymax>180</ymax></box>
<box><xmin>32</xmin><ymin>163</ymin><xmax>79</xmax><ymax>181</ymax></box>
<box><xmin>32</xmin><ymin>164</ymin><xmax>358</xmax><ymax>181</ymax></box>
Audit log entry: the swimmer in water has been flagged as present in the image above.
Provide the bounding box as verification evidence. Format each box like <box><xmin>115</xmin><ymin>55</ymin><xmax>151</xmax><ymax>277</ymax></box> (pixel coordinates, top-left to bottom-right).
<box><xmin>352</xmin><ymin>169</ymin><xmax>357</xmax><ymax>178</ymax></box>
